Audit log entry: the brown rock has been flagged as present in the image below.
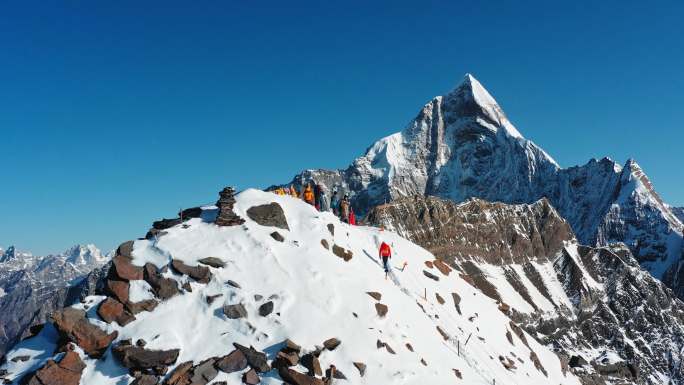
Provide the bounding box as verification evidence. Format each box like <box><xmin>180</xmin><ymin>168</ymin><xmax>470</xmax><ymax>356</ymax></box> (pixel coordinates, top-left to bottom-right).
<box><xmin>97</xmin><ymin>297</ymin><xmax>135</xmax><ymax>326</ymax></box>
<box><xmin>420</xmin><ymin>358</ymin><xmax>427</xmax><ymax>366</ymax></box>
<box><xmin>143</xmin><ymin>263</ymin><xmax>180</xmax><ymax>300</ymax></box>
<box><xmin>233</xmin><ymin>344</ymin><xmax>270</xmax><ymax>373</ymax></box>
<box><xmin>51</xmin><ymin>308</ymin><xmax>117</xmax><ymax>358</ymax></box>
<box><xmin>246</xmin><ymin>202</ymin><xmax>289</xmax><ymax>230</ymax></box>
<box><xmin>171</xmin><ymin>259</ymin><xmax>212</xmax><ymax>284</ymax></box>
<box><xmin>424</xmin><ymin>260</ymin><xmax>434</xmax><ymax>269</ymax></box>
<box><xmin>25</xmin><ymin>351</ymin><xmax>86</xmax><ymax>385</ymax></box>
<box><xmin>274</xmin><ymin>351</ymin><xmax>299</xmax><ymax>367</ymax></box>
<box><xmin>405</xmin><ymin>343</ymin><xmax>414</xmax><ymax>352</ymax></box>
<box><xmin>435</xmin><ymin>293</ymin><xmax>445</xmax><ymax>305</ymax></box>
<box><xmin>331</xmin><ymin>245</ymin><xmax>353</xmax><ymax>261</ymax></box>
<box><xmin>374</xmin><ymin>303</ymin><xmax>388</xmax><ymax>317</ymax></box>
<box><xmin>206</xmin><ymin>294</ymin><xmax>223</xmax><ymax>305</ymax></box>
<box><xmin>164</xmin><ymin>361</ymin><xmax>193</xmax><ymax>385</ymax></box>
<box><xmin>182</xmin><ymin>282</ymin><xmax>192</xmax><ymax>292</ymax></box>
<box><xmin>112</xmin><ymin>255</ymin><xmax>144</xmax><ymax>281</ymax></box>
<box><xmin>300</xmin><ymin>353</ymin><xmax>322</xmax><ymax>376</ymax></box>
<box><xmin>278</xmin><ymin>367</ymin><xmax>324</xmax><ymax>385</ymax></box>
<box><xmin>131</xmin><ymin>374</ymin><xmax>159</xmax><ymax>385</ymax></box>
<box><xmin>327</xmin><ymin>224</ymin><xmax>334</xmax><ymax>236</ymax></box>
<box><xmin>422</xmin><ymin>270</ymin><xmax>439</xmax><ymax>281</ymax></box>
<box><xmin>498</xmin><ymin>302</ymin><xmax>511</xmax><ymax>314</ymax></box>
<box><xmin>188</xmin><ymin>357</ymin><xmax>219</xmax><ymax>384</ymax></box>
<box><xmin>436</xmin><ymin>326</ymin><xmax>450</xmax><ymax>340</ymax></box>
<box><xmin>366</xmin><ymin>291</ymin><xmax>382</xmax><ymax>301</ymax></box>
<box><xmin>353</xmin><ymin>362</ymin><xmax>366</xmax><ymax>377</ymax></box>
<box><xmin>126</xmin><ymin>299</ymin><xmax>159</xmax><ymax>315</ymax></box>
<box><xmin>530</xmin><ymin>351</ymin><xmax>548</xmax><ymax>377</ymax></box>
<box><xmin>323</xmin><ymin>337</ymin><xmax>341</xmax><ymax>351</ymax></box>
<box><xmin>453</xmin><ymin>369</ymin><xmax>462</xmax><ymax>379</ymax></box>
<box><xmin>270</xmin><ymin>231</ymin><xmax>285</xmax><ymax>242</ymax></box>
<box><xmin>106</xmin><ymin>279</ymin><xmax>130</xmax><ymax>303</ymax></box>
<box><xmin>284</xmin><ymin>339</ymin><xmax>301</xmax><ymax>353</ymax></box>
<box><xmin>320</xmin><ymin>239</ymin><xmax>329</xmax><ymax>250</ymax></box>
<box><xmin>215</xmin><ymin>349</ymin><xmax>248</xmax><ymax>373</ymax></box>
<box><xmin>452</xmin><ymin>293</ymin><xmax>462</xmax><ymax>314</ymax></box>
<box><xmin>117</xmin><ymin>240</ymin><xmax>135</xmax><ymax>258</ymax></box>
<box><xmin>112</xmin><ymin>343</ymin><xmax>179</xmax><ymax>369</ymax></box>
<box><xmin>433</xmin><ymin>259</ymin><xmax>452</xmax><ymax>276</ymax></box>
<box><xmin>223</xmin><ymin>303</ymin><xmax>248</xmax><ymax>319</ymax></box>
<box><xmin>242</xmin><ymin>368</ymin><xmax>260</xmax><ymax>384</ymax></box>
<box><xmin>198</xmin><ymin>257</ymin><xmax>225</xmax><ymax>268</ymax></box>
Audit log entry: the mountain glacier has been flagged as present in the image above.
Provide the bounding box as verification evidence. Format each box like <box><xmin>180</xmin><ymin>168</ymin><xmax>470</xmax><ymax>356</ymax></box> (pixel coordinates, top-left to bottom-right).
<box><xmin>285</xmin><ymin>74</ymin><xmax>684</xmax><ymax>297</ymax></box>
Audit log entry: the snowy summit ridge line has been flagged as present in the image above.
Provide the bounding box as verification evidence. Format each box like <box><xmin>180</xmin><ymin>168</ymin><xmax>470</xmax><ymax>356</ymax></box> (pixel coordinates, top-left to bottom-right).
<box><xmin>283</xmin><ymin>73</ymin><xmax>684</xmax><ymax>298</ymax></box>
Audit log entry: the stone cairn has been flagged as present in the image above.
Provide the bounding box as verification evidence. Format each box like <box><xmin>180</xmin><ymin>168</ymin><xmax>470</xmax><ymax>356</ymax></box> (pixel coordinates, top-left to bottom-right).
<box><xmin>215</xmin><ymin>187</ymin><xmax>245</xmax><ymax>227</ymax></box>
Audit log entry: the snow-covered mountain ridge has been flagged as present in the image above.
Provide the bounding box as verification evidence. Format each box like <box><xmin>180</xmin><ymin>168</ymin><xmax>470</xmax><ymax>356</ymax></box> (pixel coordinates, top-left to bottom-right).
<box><xmin>0</xmin><ymin>244</ymin><xmax>109</xmax><ymax>360</ymax></box>
<box><xmin>0</xmin><ymin>188</ymin><xmax>582</xmax><ymax>385</ymax></box>
<box><xmin>284</xmin><ymin>74</ymin><xmax>684</xmax><ymax>298</ymax></box>
<box><xmin>367</xmin><ymin>195</ymin><xmax>684</xmax><ymax>385</ymax></box>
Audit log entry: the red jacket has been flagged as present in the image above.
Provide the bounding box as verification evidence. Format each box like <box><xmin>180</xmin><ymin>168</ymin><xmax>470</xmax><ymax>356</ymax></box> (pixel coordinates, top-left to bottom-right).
<box><xmin>379</xmin><ymin>242</ymin><xmax>391</xmax><ymax>258</ymax></box>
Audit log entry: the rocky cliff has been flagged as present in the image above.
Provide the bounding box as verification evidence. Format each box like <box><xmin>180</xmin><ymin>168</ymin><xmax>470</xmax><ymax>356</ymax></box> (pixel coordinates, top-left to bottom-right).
<box><xmin>368</xmin><ymin>195</ymin><xmax>684</xmax><ymax>385</ymax></box>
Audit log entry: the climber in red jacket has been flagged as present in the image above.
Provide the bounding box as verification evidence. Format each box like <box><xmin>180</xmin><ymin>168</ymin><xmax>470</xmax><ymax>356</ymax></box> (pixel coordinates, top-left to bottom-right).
<box><xmin>379</xmin><ymin>241</ymin><xmax>391</xmax><ymax>273</ymax></box>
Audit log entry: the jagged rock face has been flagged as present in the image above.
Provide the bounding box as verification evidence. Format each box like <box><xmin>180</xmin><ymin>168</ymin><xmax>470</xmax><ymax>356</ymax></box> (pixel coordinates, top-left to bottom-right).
<box><xmin>0</xmin><ymin>245</ymin><xmax>108</xmax><ymax>360</ymax></box>
<box><xmin>285</xmin><ymin>74</ymin><xmax>684</xmax><ymax>297</ymax></box>
<box><xmin>366</xmin><ymin>196</ymin><xmax>573</xmax><ymax>265</ymax></box>
<box><xmin>368</xmin><ymin>195</ymin><xmax>684</xmax><ymax>385</ymax></box>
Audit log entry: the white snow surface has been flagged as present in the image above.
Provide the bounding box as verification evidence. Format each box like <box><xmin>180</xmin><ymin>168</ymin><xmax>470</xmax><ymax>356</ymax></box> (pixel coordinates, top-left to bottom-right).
<box><xmin>2</xmin><ymin>189</ymin><xmax>580</xmax><ymax>385</ymax></box>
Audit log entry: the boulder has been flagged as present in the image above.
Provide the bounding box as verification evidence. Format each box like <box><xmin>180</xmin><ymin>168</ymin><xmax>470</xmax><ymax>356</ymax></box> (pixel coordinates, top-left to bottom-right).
<box><xmin>246</xmin><ymin>203</ymin><xmax>289</xmax><ymax>230</ymax></box>
<box><xmin>223</xmin><ymin>304</ymin><xmax>248</xmax><ymax>319</ymax></box>
<box><xmin>331</xmin><ymin>245</ymin><xmax>353</xmax><ymax>261</ymax></box>
<box><xmin>284</xmin><ymin>339</ymin><xmax>301</xmax><ymax>353</ymax></box>
<box><xmin>325</xmin><ymin>366</ymin><xmax>347</xmax><ymax>380</ymax></box>
<box><xmin>327</xmin><ymin>224</ymin><xmax>334</xmax><ymax>236</ymax></box>
<box><xmin>422</xmin><ymin>270</ymin><xmax>439</xmax><ymax>281</ymax></box>
<box><xmin>323</xmin><ymin>337</ymin><xmax>341</xmax><ymax>351</ymax></box>
<box><xmin>126</xmin><ymin>299</ymin><xmax>159</xmax><ymax>315</ymax></box>
<box><xmin>272</xmin><ymin>351</ymin><xmax>299</xmax><ymax>370</ymax></box>
<box><xmin>258</xmin><ymin>301</ymin><xmax>274</xmax><ymax>317</ymax></box>
<box><xmin>111</xmin><ymin>255</ymin><xmax>144</xmax><ymax>281</ymax></box>
<box><xmin>197</xmin><ymin>257</ymin><xmax>225</xmax><ymax>268</ymax></box>
<box><xmin>233</xmin><ymin>344</ymin><xmax>270</xmax><ymax>373</ymax></box>
<box><xmin>242</xmin><ymin>368</ymin><xmax>260</xmax><ymax>384</ymax></box>
<box><xmin>366</xmin><ymin>292</ymin><xmax>382</xmax><ymax>301</ymax></box>
<box><xmin>117</xmin><ymin>241</ymin><xmax>135</xmax><ymax>258</ymax></box>
<box><xmin>353</xmin><ymin>362</ymin><xmax>366</xmax><ymax>377</ymax></box>
<box><xmin>97</xmin><ymin>297</ymin><xmax>135</xmax><ymax>326</ymax></box>
<box><xmin>270</xmin><ymin>232</ymin><xmax>285</xmax><ymax>242</ymax></box>
<box><xmin>179</xmin><ymin>207</ymin><xmax>203</xmax><ymax>220</ymax></box>
<box><xmin>433</xmin><ymin>259</ymin><xmax>452</xmax><ymax>276</ymax></box>
<box><xmin>51</xmin><ymin>308</ymin><xmax>118</xmax><ymax>358</ymax></box>
<box><xmin>451</xmin><ymin>293</ymin><xmax>462</xmax><ymax>314</ymax></box>
<box><xmin>320</xmin><ymin>239</ymin><xmax>329</xmax><ymax>250</ymax></box>
<box><xmin>106</xmin><ymin>279</ymin><xmax>130</xmax><ymax>303</ymax></box>
<box><xmin>171</xmin><ymin>260</ymin><xmax>212</xmax><ymax>284</ymax></box>
<box><xmin>164</xmin><ymin>361</ymin><xmax>193</xmax><ymax>385</ymax></box>
<box><xmin>375</xmin><ymin>303</ymin><xmax>388</xmax><ymax>317</ymax></box>
<box><xmin>152</xmin><ymin>218</ymin><xmax>182</xmax><ymax>230</ymax></box>
<box><xmin>215</xmin><ymin>187</ymin><xmax>246</xmax><ymax>226</ymax></box>
<box><xmin>569</xmin><ymin>355</ymin><xmax>589</xmax><ymax>368</ymax></box>
<box><xmin>278</xmin><ymin>367</ymin><xmax>324</xmax><ymax>385</ymax></box>
<box><xmin>131</xmin><ymin>374</ymin><xmax>159</xmax><ymax>385</ymax></box>
<box><xmin>188</xmin><ymin>357</ymin><xmax>219</xmax><ymax>384</ymax></box>
<box><xmin>215</xmin><ymin>349</ymin><xmax>248</xmax><ymax>373</ymax></box>
<box><xmin>143</xmin><ymin>263</ymin><xmax>180</xmax><ymax>300</ymax></box>
<box><xmin>435</xmin><ymin>293</ymin><xmax>445</xmax><ymax>305</ymax></box>
<box><xmin>112</xmin><ymin>343</ymin><xmax>179</xmax><ymax>369</ymax></box>
<box><xmin>424</xmin><ymin>260</ymin><xmax>434</xmax><ymax>269</ymax></box>
<box><xmin>22</xmin><ymin>351</ymin><xmax>85</xmax><ymax>385</ymax></box>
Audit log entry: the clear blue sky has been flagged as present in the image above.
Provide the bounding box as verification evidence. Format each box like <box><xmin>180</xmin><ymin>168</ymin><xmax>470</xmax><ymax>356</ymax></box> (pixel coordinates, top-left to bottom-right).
<box><xmin>1</xmin><ymin>1</ymin><xmax>682</xmax><ymax>255</ymax></box>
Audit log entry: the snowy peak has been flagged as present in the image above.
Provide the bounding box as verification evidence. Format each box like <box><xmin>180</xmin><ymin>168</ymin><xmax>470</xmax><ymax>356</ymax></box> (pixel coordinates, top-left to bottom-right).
<box><xmin>63</xmin><ymin>244</ymin><xmax>106</xmax><ymax>266</ymax></box>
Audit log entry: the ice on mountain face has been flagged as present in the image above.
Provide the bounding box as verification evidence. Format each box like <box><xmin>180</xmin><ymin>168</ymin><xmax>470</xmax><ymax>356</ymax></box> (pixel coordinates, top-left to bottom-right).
<box><xmin>1</xmin><ymin>189</ymin><xmax>582</xmax><ymax>385</ymax></box>
<box><xmin>286</xmin><ymin>73</ymin><xmax>684</xmax><ymax>299</ymax></box>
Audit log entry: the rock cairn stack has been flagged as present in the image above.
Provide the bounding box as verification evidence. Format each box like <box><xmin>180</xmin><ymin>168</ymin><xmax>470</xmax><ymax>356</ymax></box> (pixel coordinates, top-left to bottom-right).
<box><xmin>215</xmin><ymin>187</ymin><xmax>245</xmax><ymax>227</ymax></box>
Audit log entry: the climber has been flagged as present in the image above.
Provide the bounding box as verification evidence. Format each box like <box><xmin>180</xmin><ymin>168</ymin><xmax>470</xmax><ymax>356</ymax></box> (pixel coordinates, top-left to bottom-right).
<box><xmin>303</xmin><ymin>184</ymin><xmax>315</xmax><ymax>206</ymax></box>
<box><xmin>349</xmin><ymin>207</ymin><xmax>356</xmax><ymax>225</ymax></box>
<box><xmin>289</xmin><ymin>185</ymin><xmax>298</xmax><ymax>198</ymax></box>
<box><xmin>318</xmin><ymin>184</ymin><xmax>330</xmax><ymax>212</ymax></box>
<box><xmin>379</xmin><ymin>241</ymin><xmax>391</xmax><ymax>273</ymax></box>
<box><xmin>330</xmin><ymin>190</ymin><xmax>340</xmax><ymax>215</ymax></box>
<box><xmin>339</xmin><ymin>194</ymin><xmax>350</xmax><ymax>223</ymax></box>
<box><xmin>275</xmin><ymin>187</ymin><xmax>286</xmax><ymax>195</ymax></box>
<box><xmin>313</xmin><ymin>184</ymin><xmax>322</xmax><ymax>210</ymax></box>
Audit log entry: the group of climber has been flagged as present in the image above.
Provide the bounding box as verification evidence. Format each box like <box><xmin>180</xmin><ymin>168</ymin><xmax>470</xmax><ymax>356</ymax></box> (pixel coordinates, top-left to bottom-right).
<box><xmin>273</xmin><ymin>183</ymin><xmax>356</xmax><ymax>225</ymax></box>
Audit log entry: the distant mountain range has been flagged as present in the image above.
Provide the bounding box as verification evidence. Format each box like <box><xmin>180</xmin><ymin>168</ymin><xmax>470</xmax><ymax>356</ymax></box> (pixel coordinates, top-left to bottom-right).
<box><xmin>0</xmin><ymin>244</ymin><xmax>109</xmax><ymax>360</ymax></box>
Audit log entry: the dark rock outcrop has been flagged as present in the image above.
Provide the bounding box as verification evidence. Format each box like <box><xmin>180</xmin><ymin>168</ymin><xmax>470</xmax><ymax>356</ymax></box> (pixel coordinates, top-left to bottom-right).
<box><xmin>233</xmin><ymin>344</ymin><xmax>269</xmax><ymax>373</ymax></box>
<box><xmin>215</xmin><ymin>349</ymin><xmax>248</xmax><ymax>373</ymax></box>
<box><xmin>223</xmin><ymin>304</ymin><xmax>248</xmax><ymax>319</ymax></box>
<box><xmin>246</xmin><ymin>203</ymin><xmax>289</xmax><ymax>230</ymax></box>
<box><xmin>112</xmin><ymin>342</ymin><xmax>180</xmax><ymax>369</ymax></box>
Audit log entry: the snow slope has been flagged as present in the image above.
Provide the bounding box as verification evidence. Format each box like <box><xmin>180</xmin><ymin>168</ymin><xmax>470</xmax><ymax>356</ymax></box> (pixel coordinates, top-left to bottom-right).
<box><xmin>1</xmin><ymin>189</ymin><xmax>580</xmax><ymax>385</ymax></box>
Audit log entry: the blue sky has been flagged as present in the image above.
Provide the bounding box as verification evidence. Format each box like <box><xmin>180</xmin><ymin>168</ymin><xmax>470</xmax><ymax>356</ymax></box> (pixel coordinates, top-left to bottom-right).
<box><xmin>1</xmin><ymin>1</ymin><xmax>682</xmax><ymax>255</ymax></box>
